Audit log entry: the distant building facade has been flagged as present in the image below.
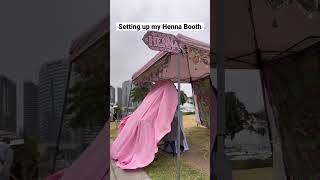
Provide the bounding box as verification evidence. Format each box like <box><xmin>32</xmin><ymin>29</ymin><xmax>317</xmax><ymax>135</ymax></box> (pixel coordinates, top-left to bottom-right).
<box><xmin>23</xmin><ymin>81</ymin><xmax>39</xmax><ymax>140</ymax></box>
<box><xmin>117</xmin><ymin>87</ymin><xmax>122</xmax><ymax>106</ymax></box>
<box><xmin>110</xmin><ymin>86</ymin><xmax>115</xmax><ymax>104</ymax></box>
<box><xmin>38</xmin><ymin>59</ymin><xmax>68</xmax><ymax>143</ymax></box>
<box><xmin>0</xmin><ymin>75</ymin><xmax>16</xmax><ymax>132</ymax></box>
<box><xmin>121</xmin><ymin>80</ymin><xmax>132</xmax><ymax>108</ymax></box>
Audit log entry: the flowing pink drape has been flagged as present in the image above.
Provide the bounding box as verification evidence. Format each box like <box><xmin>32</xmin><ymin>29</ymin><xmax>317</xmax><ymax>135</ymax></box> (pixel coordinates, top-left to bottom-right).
<box><xmin>111</xmin><ymin>80</ymin><xmax>178</xmax><ymax>169</ymax></box>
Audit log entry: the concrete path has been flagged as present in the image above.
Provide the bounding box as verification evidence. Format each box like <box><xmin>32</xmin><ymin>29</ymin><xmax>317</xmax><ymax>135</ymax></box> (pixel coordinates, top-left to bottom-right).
<box><xmin>110</xmin><ymin>140</ymin><xmax>151</xmax><ymax>180</ymax></box>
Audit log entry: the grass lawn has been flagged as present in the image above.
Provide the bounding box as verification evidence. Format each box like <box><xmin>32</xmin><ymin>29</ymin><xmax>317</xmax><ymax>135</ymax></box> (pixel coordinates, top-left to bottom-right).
<box><xmin>110</xmin><ymin>121</ymin><xmax>117</xmax><ymax>140</ymax></box>
<box><xmin>110</xmin><ymin>114</ymin><xmax>210</xmax><ymax>180</ymax></box>
<box><xmin>232</xmin><ymin>167</ymin><xmax>272</xmax><ymax>180</ymax></box>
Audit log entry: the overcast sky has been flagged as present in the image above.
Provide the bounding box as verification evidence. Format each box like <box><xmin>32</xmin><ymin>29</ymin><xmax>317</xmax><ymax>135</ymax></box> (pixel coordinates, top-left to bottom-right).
<box><xmin>0</xmin><ymin>0</ymin><xmax>107</xmax><ymax>132</ymax></box>
<box><xmin>110</xmin><ymin>0</ymin><xmax>210</xmax><ymax>98</ymax></box>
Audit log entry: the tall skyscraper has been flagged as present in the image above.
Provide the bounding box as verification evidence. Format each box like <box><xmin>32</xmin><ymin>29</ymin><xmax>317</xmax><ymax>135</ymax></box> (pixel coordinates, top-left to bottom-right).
<box><xmin>38</xmin><ymin>59</ymin><xmax>68</xmax><ymax>143</ymax></box>
<box><xmin>0</xmin><ymin>75</ymin><xmax>16</xmax><ymax>132</ymax></box>
<box><xmin>117</xmin><ymin>87</ymin><xmax>122</xmax><ymax>106</ymax></box>
<box><xmin>122</xmin><ymin>80</ymin><xmax>132</xmax><ymax>108</ymax></box>
<box><xmin>23</xmin><ymin>81</ymin><xmax>39</xmax><ymax>140</ymax></box>
<box><xmin>110</xmin><ymin>86</ymin><xmax>115</xmax><ymax>104</ymax></box>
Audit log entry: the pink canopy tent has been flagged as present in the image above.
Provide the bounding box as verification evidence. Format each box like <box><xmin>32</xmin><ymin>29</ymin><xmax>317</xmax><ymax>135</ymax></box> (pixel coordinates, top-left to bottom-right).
<box><xmin>129</xmin><ymin>34</ymin><xmax>216</xmax><ymax>178</ymax></box>
<box><xmin>133</xmin><ymin>34</ymin><xmax>210</xmax><ymax>84</ymax></box>
<box><xmin>133</xmin><ymin>34</ymin><xmax>213</xmax><ymax>125</ymax></box>
<box><xmin>131</xmin><ymin>33</ymin><xmax>215</xmax><ymax>140</ymax></box>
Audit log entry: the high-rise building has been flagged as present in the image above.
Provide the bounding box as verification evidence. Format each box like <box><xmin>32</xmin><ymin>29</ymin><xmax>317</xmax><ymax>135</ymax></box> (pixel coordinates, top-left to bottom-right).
<box><xmin>0</xmin><ymin>75</ymin><xmax>16</xmax><ymax>132</ymax></box>
<box><xmin>117</xmin><ymin>87</ymin><xmax>122</xmax><ymax>106</ymax></box>
<box><xmin>38</xmin><ymin>59</ymin><xmax>68</xmax><ymax>143</ymax></box>
<box><xmin>121</xmin><ymin>80</ymin><xmax>132</xmax><ymax>108</ymax></box>
<box><xmin>110</xmin><ymin>86</ymin><xmax>115</xmax><ymax>104</ymax></box>
<box><xmin>23</xmin><ymin>81</ymin><xmax>39</xmax><ymax>140</ymax></box>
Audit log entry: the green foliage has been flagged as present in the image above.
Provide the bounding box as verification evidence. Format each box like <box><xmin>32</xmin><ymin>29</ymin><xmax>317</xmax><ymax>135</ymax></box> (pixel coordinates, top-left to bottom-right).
<box><xmin>66</xmin><ymin>66</ymin><xmax>106</xmax><ymax>129</ymax></box>
<box><xmin>225</xmin><ymin>92</ymin><xmax>250</xmax><ymax>139</ymax></box>
<box><xmin>180</xmin><ymin>90</ymin><xmax>188</xmax><ymax>105</ymax></box>
<box><xmin>114</xmin><ymin>105</ymin><xmax>122</xmax><ymax>117</ymax></box>
<box><xmin>130</xmin><ymin>83</ymin><xmax>187</xmax><ymax>107</ymax></box>
<box><xmin>225</xmin><ymin>93</ymin><xmax>269</xmax><ymax>139</ymax></box>
<box><xmin>130</xmin><ymin>83</ymin><xmax>152</xmax><ymax>103</ymax></box>
<box><xmin>12</xmin><ymin>138</ymin><xmax>39</xmax><ymax>163</ymax></box>
<box><xmin>251</xmin><ymin>109</ymin><xmax>266</xmax><ymax>120</ymax></box>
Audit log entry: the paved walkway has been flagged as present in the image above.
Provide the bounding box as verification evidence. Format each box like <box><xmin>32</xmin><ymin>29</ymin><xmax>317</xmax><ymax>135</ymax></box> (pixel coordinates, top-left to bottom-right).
<box><xmin>110</xmin><ymin>140</ymin><xmax>151</xmax><ymax>180</ymax></box>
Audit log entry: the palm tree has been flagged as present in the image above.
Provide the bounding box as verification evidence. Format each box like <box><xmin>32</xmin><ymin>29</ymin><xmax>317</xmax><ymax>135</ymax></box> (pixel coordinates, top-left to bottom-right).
<box><xmin>130</xmin><ymin>83</ymin><xmax>152</xmax><ymax>103</ymax></box>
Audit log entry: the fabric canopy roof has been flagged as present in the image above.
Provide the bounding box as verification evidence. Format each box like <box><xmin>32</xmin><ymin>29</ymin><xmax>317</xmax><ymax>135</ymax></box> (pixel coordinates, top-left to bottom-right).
<box><xmin>69</xmin><ymin>16</ymin><xmax>109</xmax><ymax>61</ymax></box>
<box><xmin>211</xmin><ymin>0</ymin><xmax>320</xmax><ymax>69</ymax></box>
<box><xmin>132</xmin><ymin>34</ymin><xmax>210</xmax><ymax>85</ymax></box>
<box><xmin>68</xmin><ymin>16</ymin><xmax>109</xmax><ymax>80</ymax></box>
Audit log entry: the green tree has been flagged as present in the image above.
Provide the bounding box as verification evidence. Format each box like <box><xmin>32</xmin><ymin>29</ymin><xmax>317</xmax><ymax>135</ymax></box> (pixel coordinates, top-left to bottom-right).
<box><xmin>130</xmin><ymin>83</ymin><xmax>152</xmax><ymax>103</ymax></box>
<box><xmin>251</xmin><ymin>109</ymin><xmax>266</xmax><ymax>121</ymax></box>
<box><xmin>225</xmin><ymin>92</ymin><xmax>250</xmax><ymax>139</ymax></box>
<box><xmin>66</xmin><ymin>65</ymin><xmax>106</xmax><ymax>129</ymax></box>
<box><xmin>13</xmin><ymin>138</ymin><xmax>39</xmax><ymax>163</ymax></box>
<box><xmin>180</xmin><ymin>90</ymin><xmax>188</xmax><ymax>105</ymax></box>
<box><xmin>114</xmin><ymin>105</ymin><xmax>122</xmax><ymax>118</ymax></box>
<box><xmin>130</xmin><ymin>83</ymin><xmax>188</xmax><ymax>106</ymax></box>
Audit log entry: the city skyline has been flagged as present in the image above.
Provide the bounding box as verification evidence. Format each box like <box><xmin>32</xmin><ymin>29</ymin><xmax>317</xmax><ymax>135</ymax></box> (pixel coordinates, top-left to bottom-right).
<box><xmin>0</xmin><ymin>0</ymin><xmax>108</xmax><ymax>134</ymax></box>
<box><xmin>23</xmin><ymin>81</ymin><xmax>39</xmax><ymax>140</ymax></box>
<box><xmin>38</xmin><ymin>58</ymin><xmax>69</xmax><ymax>143</ymax></box>
<box><xmin>0</xmin><ymin>75</ymin><xmax>17</xmax><ymax>132</ymax></box>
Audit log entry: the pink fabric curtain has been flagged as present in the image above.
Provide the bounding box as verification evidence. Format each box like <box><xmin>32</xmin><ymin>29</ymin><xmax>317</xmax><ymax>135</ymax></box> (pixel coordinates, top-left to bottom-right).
<box><xmin>111</xmin><ymin>80</ymin><xmax>178</xmax><ymax>169</ymax></box>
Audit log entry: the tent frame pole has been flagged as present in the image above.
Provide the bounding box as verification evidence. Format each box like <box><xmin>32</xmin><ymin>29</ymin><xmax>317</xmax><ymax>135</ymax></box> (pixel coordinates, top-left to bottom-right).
<box><xmin>176</xmin><ymin>50</ymin><xmax>184</xmax><ymax>180</ymax></box>
<box><xmin>212</xmin><ymin>0</ymin><xmax>230</xmax><ymax>179</ymax></box>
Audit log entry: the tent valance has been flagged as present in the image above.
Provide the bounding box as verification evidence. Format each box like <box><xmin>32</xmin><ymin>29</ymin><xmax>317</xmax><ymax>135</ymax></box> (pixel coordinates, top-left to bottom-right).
<box><xmin>68</xmin><ymin>16</ymin><xmax>109</xmax><ymax>81</ymax></box>
<box><xmin>69</xmin><ymin>16</ymin><xmax>109</xmax><ymax>61</ymax></box>
<box><xmin>132</xmin><ymin>34</ymin><xmax>210</xmax><ymax>85</ymax></box>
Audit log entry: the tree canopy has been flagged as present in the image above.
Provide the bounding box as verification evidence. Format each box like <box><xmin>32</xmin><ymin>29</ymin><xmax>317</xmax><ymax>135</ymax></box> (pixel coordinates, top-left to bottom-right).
<box><xmin>65</xmin><ymin>64</ymin><xmax>106</xmax><ymax>129</ymax></box>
